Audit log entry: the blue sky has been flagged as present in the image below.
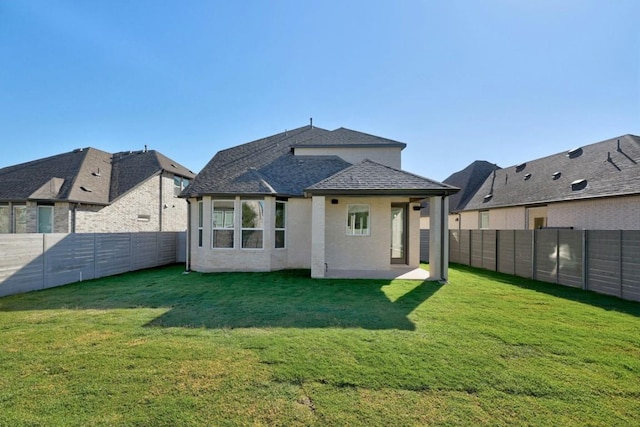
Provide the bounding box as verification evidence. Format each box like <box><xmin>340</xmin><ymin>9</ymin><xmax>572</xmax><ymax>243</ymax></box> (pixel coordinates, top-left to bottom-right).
<box><xmin>1</xmin><ymin>0</ymin><xmax>638</xmax><ymax>181</ymax></box>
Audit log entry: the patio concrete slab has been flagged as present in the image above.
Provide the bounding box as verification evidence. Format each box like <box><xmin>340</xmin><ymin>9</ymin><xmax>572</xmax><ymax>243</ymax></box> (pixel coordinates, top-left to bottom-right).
<box><xmin>324</xmin><ymin>266</ymin><xmax>429</xmax><ymax>281</ymax></box>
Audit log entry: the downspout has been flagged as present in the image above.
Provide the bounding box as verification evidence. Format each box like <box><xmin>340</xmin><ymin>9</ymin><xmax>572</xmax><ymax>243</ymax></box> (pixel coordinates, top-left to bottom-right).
<box><xmin>185</xmin><ymin>199</ymin><xmax>191</xmax><ymax>272</ymax></box>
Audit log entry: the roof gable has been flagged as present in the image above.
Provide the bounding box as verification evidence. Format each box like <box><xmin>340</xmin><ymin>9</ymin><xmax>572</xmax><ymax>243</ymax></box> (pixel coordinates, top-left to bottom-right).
<box><xmin>463</xmin><ymin>134</ymin><xmax>640</xmax><ymax>210</ymax></box>
<box><xmin>305</xmin><ymin>159</ymin><xmax>459</xmax><ymax>197</ymax></box>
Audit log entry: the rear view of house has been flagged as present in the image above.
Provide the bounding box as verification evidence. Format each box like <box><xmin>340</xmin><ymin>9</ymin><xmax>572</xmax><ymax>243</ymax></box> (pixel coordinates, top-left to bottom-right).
<box><xmin>0</xmin><ymin>147</ymin><xmax>195</xmax><ymax>233</ymax></box>
<box><xmin>181</xmin><ymin>124</ymin><xmax>458</xmax><ymax>280</ymax></box>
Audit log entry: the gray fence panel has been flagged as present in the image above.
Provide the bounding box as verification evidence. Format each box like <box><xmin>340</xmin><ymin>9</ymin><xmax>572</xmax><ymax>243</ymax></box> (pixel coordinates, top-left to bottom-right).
<box><xmin>482</xmin><ymin>230</ymin><xmax>497</xmax><ymax>271</ymax></box>
<box><xmin>514</xmin><ymin>231</ymin><xmax>533</xmax><ymax>279</ymax></box>
<box><xmin>131</xmin><ymin>233</ymin><xmax>160</xmax><ymax>271</ymax></box>
<box><xmin>470</xmin><ymin>230</ymin><xmax>483</xmax><ymax>268</ymax></box>
<box><xmin>419</xmin><ymin>230</ymin><xmax>430</xmax><ymax>262</ymax></box>
<box><xmin>158</xmin><ymin>232</ymin><xmax>178</xmax><ymax>265</ymax></box>
<box><xmin>459</xmin><ymin>230</ymin><xmax>471</xmax><ymax>266</ymax></box>
<box><xmin>95</xmin><ymin>233</ymin><xmax>131</xmax><ymax>278</ymax></box>
<box><xmin>449</xmin><ymin>230</ymin><xmax>460</xmax><ymax>263</ymax></box>
<box><xmin>44</xmin><ymin>234</ymin><xmax>96</xmax><ymax>289</ymax></box>
<box><xmin>621</xmin><ymin>231</ymin><xmax>640</xmax><ymax>302</ymax></box>
<box><xmin>535</xmin><ymin>229</ymin><xmax>559</xmax><ymax>283</ymax></box>
<box><xmin>0</xmin><ymin>235</ymin><xmax>44</xmax><ymax>296</ymax></box>
<box><xmin>557</xmin><ymin>230</ymin><xmax>584</xmax><ymax>288</ymax></box>
<box><xmin>177</xmin><ymin>231</ymin><xmax>187</xmax><ymax>263</ymax></box>
<box><xmin>498</xmin><ymin>230</ymin><xmax>515</xmax><ymax>275</ymax></box>
<box><xmin>587</xmin><ymin>231</ymin><xmax>622</xmax><ymax>297</ymax></box>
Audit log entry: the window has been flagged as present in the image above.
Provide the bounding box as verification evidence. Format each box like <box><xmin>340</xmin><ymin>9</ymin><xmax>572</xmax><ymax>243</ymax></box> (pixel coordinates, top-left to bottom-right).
<box><xmin>275</xmin><ymin>201</ymin><xmax>286</xmax><ymax>248</ymax></box>
<box><xmin>346</xmin><ymin>204</ymin><xmax>370</xmax><ymax>236</ymax></box>
<box><xmin>174</xmin><ymin>176</ymin><xmax>190</xmax><ymax>196</ymax></box>
<box><xmin>197</xmin><ymin>200</ymin><xmax>203</xmax><ymax>247</ymax></box>
<box><xmin>13</xmin><ymin>205</ymin><xmax>27</xmax><ymax>233</ymax></box>
<box><xmin>37</xmin><ymin>206</ymin><xmax>54</xmax><ymax>233</ymax></box>
<box><xmin>0</xmin><ymin>205</ymin><xmax>9</xmax><ymax>233</ymax></box>
<box><xmin>213</xmin><ymin>200</ymin><xmax>235</xmax><ymax>248</ymax></box>
<box><xmin>479</xmin><ymin>211</ymin><xmax>490</xmax><ymax>229</ymax></box>
<box><xmin>241</xmin><ymin>200</ymin><xmax>264</xmax><ymax>249</ymax></box>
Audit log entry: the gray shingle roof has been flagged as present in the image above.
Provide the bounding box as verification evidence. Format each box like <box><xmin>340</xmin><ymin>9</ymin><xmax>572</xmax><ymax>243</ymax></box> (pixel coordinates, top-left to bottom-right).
<box><xmin>304</xmin><ymin>159</ymin><xmax>459</xmax><ymax>197</ymax></box>
<box><xmin>183</xmin><ymin>125</ymin><xmax>454</xmax><ymax>199</ymax></box>
<box><xmin>462</xmin><ymin>134</ymin><xmax>640</xmax><ymax>211</ymax></box>
<box><xmin>0</xmin><ymin>147</ymin><xmax>194</xmax><ymax>205</ymax></box>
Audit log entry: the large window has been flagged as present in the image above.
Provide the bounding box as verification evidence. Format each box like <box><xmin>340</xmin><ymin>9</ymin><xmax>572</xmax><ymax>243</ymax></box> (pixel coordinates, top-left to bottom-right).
<box><xmin>275</xmin><ymin>201</ymin><xmax>286</xmax><ymax>248</ymax></box>
<box><xmin>212</xmin><ymin>200</ymin><xmax>235</xmax><ymax>248</ymax></box>
<box><xmin>197</xmin><ymin>200</ymin><xmax>203</xmax><ymax>247</ymax></box>
<box><xmin>346</xmin><ymin>204</ymin><xmax>370</xmax><ymax>236</ymax></box>
<box><xmin>174</xmin><ymin>176</ymin><xmax>190</xmax><ymax>197</ymax></box>
<box><xmin>13</xmin><ymin>205</ymin><xmax>27</xmax><ymax>233</ymax></box>
<box><xmin>37</xmin><ymin>206</ymin><xmax>54</xmax><ymax>233</ymax></box>
<box><xmin>242</xmin><ymin>200</ymin><xmax>264</xmax><ymax>249</ymax></box>
<box><xmin>0</xmin><ymin>205</ymin><xmax>9</xmax><ymax>233</ymax></box>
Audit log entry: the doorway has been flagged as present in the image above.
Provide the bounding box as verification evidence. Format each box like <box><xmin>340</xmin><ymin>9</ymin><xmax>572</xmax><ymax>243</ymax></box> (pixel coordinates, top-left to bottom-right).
<box><xmin>390</xmin><ymin>204</ymin><xmax>408</xmax><ymax>264</ymax></box>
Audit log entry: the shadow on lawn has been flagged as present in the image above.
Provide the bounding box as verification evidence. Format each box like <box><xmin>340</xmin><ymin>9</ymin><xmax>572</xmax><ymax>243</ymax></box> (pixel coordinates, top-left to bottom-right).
<box><xmin>0</xmin><ymin>266</ymin><xmax>443</xmax><ymax>330</ymax></box>
<box><xmin>452</xmin><ymin>264</ymin><xmax>640</xmax><ymax>318</ymax></box>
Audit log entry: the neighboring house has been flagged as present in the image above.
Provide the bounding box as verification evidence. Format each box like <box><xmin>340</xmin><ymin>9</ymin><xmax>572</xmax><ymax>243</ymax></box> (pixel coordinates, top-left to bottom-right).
<box><xmin>181</xmin><ymin>124</ymin><xmax>458</xmax><ymax>280</ymax></box>
<box><xmin>0</xmin><ymin>147</ymin><xmax>195</xmax><ymax>233</ymax></box>
<box><xmin>443</xmin><ymin>134</ymin><xmax>640</xmax><ymax>230</ymax></box>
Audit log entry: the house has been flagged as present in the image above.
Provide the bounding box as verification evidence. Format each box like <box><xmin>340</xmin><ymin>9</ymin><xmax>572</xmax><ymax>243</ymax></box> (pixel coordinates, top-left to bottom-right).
<box><xmin>0</xmin><ymin>147</ymin><xmax>195</xmax><ymax>233</ymax></box>
<box><xmin>180</xmin><ymin>124</ymin><xmax>459</xmax><ymax>280</ymax></box>
<box><xmin>442</xmin><ymin>134</ymin><xmax>640</xmax><ymax>230</ymax></box>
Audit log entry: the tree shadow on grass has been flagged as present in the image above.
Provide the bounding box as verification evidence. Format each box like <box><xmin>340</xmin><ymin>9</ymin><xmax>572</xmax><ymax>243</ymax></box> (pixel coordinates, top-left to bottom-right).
<box><xmin>452</xmin><ymin>263</ymin><xmax>640</xmax><ymax>318</ymax></box>
<box><xmin>0</xmin><ymin>266</ymin><xmax>443</xmax><ymax>330</ymax></box>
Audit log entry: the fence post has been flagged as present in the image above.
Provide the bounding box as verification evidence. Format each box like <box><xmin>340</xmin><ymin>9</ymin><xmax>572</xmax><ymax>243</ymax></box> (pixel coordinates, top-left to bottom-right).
<box><xmin>41</xmin><ymin>234</ymin><xmax>47</xmax><ymax>290</ymax></box>
<box><xmin>582</xmin><ymin>230</ymin><xmax>588</xmax><ymax>290</ymax></box>
<box><xmin>619</xmin><ymin>230</ymin><xmax>624</xmax><ymax>299</ymax></box>
<box><xmin>555</xmin><ymin>229</ymin><xmax>560</xmax><ymax>284</ymax></box>
<box><xmin>532</xmin><ymin>230</ymin><xmax>537</xmax><ymax>281</ymax></box>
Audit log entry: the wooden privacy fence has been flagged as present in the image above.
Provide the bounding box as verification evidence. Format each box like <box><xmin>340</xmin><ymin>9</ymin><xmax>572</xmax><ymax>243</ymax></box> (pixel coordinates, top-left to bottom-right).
<box><xmin>449</xmin><ymin>229</ymin><xmax>640</xmax><ymax>302</ymax></box>
<box><xmin>0</xmin><ymin>232</ymin><xmax>186</xmax><ymax>297</ymax></box>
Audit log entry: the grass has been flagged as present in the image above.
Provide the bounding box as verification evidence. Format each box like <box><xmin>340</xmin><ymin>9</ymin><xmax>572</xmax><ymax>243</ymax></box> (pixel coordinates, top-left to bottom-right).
<box><xmin>0</xmin><ymin>264</ymin><xmax>639</xmax><ymax>426</ymax></box>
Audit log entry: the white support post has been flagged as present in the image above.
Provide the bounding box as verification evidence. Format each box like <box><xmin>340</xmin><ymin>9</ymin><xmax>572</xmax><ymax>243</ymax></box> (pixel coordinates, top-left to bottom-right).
<box><xmin>429</xmin><ymin>195</ymin><xmax>450</xmax><ymax>281</ymax></box>
<box><xmin>311</xmin><ymin>196</ymin><xmax>326</xmax><ymax>278</ymax></box>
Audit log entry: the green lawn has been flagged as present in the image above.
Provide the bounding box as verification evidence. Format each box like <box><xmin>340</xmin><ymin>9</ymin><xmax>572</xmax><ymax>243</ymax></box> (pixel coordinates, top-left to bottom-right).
<box><xmin>1</xmin><ymin>264</ymin><xmax>639</xmax><ymax>426</ymax></box>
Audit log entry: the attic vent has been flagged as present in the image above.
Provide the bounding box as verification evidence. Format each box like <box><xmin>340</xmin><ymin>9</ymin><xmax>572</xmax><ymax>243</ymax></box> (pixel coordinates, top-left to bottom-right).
<box><xmin>567</xmin><ymin>147</ymin><xmax>583</xmax><ymax>158</ymax></box>
<box><xmin>483</xmin><ymin>194</ymin><xmax>493</xmax><ymax>202</ymax></box>
<box><xmin>80</xmin><ymin>186</ymin><xmax>92</xmax><ymax>192</ymax></box>
<box><xmin>515</xmin><ymin>163</ymin><xmax>526</xmax><ymax>172</ymax></box>
<box><xmin>552</xmin><ymin>171</ymin><xmax>561</xmax><ymax>180</ymax></box>
<box><xmin>571</xmin><ymin>179</ymin><xmax>587</xmax><ymax>191</ymax></box>
<box><xmin>524</xmin><ymin>173</ymin><xmax>532</xmax><ymax>181</ymax></box>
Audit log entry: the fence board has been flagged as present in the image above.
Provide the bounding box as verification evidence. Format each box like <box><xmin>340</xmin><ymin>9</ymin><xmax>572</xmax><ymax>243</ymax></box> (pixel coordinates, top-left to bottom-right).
<box><xmin>0</xmin><ymin>235</ymin><xmax>44</xmax><ymax>295</ymax></box>
<box><xmin>470</xmin><ymin>230</ymin><xmax>483</xmax><ymax>268</ymax></box>
<box><xmin>621</xmin><ymin>230</ymin><xmax>640</xmax><ymax>302</ymax></box>
<box><xmin>131</xmin><ymin>233</ymin><xmax>160</xmax><ymax>271</ymax></box>
<box><xmin>44</xmin><ymin>234</ymin><xmax>96</xmax><ymax>289</ymax></box>
<box><xmin>514</xmin><ymin>231</ymin><xmax>533</xmax><ymax>279</ymax></box>
<box><xmin>557</xmin><ymin>230</ymin><xmax>584</xmax><ymax>288</ymax></box>
<box><xmin>95</xmin><ymin>234</ymin><xmax>132</xmax><ymax>278</ymax></box>
<box><xmin>419</xmin><ymin>230</ymin><xmax>430</xmax><ymax>262</ymax></box>
<box><xmin>482</xmin><ymin>230</ymin><xmax>497</xmax><ymax>271</ymax></box>
<box><xmin>587</xmin><ymin>231</ymin><xmax>622</xmax><ymax>297</ymax></box>
<box><xmin>459</xmin><ymin>230</ymin><xmax>471</xmax><ymax>266</ymax></box>
<box><xmin>497</xmin><ymin>230</ymin><xmax>515</xmax><ymax>275</ymax></box>
<box><xmin>449</xmin><ymin>230</ymin><xmax>460</xmax><ymax>263</ymax></box>
<box><xmin>535</xmin><ymin>229</ymin><xmax>559</xmax><ymax>283</ymax></box>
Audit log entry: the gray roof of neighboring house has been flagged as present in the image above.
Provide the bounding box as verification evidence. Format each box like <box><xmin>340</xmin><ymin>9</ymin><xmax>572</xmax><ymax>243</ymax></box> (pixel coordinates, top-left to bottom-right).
<box><xmin>462</xmin><ymin>134</ymin><xmax>640</xmax><ymax>211</ymax></box>
<box><xmin>0</xmin><ymin>147</ymin><xmax>194</xmax><ymax>205</ymax></box>
<box><xmin>183</xmin><ymin>125</ymin><xmax>454</xmax><ymax>199</ymax></box>
<box><xmin>305</xmin><ymin>159</ymin><xmax>459</xmax><ymax>197</ymax></box>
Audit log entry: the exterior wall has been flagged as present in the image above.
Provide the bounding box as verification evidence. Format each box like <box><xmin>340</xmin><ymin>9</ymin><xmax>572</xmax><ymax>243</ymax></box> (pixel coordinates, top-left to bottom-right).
<box><xmin>74</xmin><ymin>174</ymin><xmax>189</xmax><ymax>233</ymax></box>
<box><xmin>294</xmin><ymin>146</ymin><xmax>402</xmax><ymax>169</ymax></box>
<box><xmin>287</xmin><ymin>198</ymin><xmax>312</xmax><ymax>269</ymax></box>
<box><xmin>458</xmin><ymin>207</ymin><xmax>526</xmax><ymax>230</ymax></box>
<box><xmin>548</xmin><ymin>195</ymin><xmax>640</xmax><ymax>230</ymax></box>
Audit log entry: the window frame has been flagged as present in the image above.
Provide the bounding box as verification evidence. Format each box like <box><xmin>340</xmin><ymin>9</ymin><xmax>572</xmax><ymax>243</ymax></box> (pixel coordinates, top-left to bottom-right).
<box><xmin>241</xmin><ymin>199</ymin><xmax>264</xmax><ymax>249</ymax></box>
<box><xmin>13</xmin><ymin>205</ymin><xmax>27</xmax><ymax>234</ymax></box>
<box><xmin>275</xmin><ymin>200</ymin><xmax>286</xmax><ymax>249</ymax></box>
<box><xmin>479</xmin><ymin>210</ymin><xmax>490</xmax><ymax>230</ymax></box>
<box><xmin>0</xmin><ymin>204</ymin><xmax>9</xmax><ymax>233</ymax></box>
<box><xmin>37</xmin><ymin>205</ymin><xmax>54</xmax><ymax>234</ymax></box>
<box><xmin>197</xmin><ymin>200</ymin><xmax>203</xmax><ymax>247</ymax></box>
<box><xmin>346</xmin><ymin>204</ymin><xmax>370</xmax><ymax>236</ymax></box>
<box><xmin>212</xmin><ymin>199</ymin><xmax>235</xmax><ymax>249</ymax></box>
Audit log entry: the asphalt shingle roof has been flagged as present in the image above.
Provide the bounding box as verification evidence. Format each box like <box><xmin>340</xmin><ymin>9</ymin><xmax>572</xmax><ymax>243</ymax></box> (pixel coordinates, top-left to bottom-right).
<box><xmin>0</xmin><ymin>147</ymin><xmax>194</xmax><ymax>204</ymax></box>
<box><xmin>183</xmin><ymin>125</ymin><xmax>455</xmax><ymax>198</ymax></box>
<box><xmin>462</xmin><ymin>134</ymin><xmax>640</xmax><ymax>211</ymax></box>
<box><xmin>305</xmin><ymin>159</ymin><xmax>458</xmax><ymax>196</ymax></box>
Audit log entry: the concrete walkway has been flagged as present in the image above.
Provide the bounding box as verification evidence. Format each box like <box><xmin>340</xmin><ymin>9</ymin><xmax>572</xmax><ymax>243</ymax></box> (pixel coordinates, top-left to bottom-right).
<box><xmin>324</xmin><ymin>266</ymin><xmax>430</xmax><ymax>281</ymax></box>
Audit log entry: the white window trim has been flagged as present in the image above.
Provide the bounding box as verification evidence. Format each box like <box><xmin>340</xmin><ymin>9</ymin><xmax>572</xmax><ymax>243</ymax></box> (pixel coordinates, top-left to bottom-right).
<box><xmin>479</xmin><ymin>211</ymin><xmax>490</xmax><ymax>230</ymax></box>
<box><xmin>346</xmin><ymin>204</ymin><xmax>370</xmax><ymax>236</ymax></box>
<box><xmin>197</xmin><ymin>200</ymin><xmax>203</xmax><ymax>247</ymax></box>
<box><xmin>275</xmin><ymin>200</ymin><xmax>286</xmax><ymax>249</ymax></box>
<box><xmin>212</xmin><ymin>199</ymin><xmax>236</xmax><ymax>249</ymax></box>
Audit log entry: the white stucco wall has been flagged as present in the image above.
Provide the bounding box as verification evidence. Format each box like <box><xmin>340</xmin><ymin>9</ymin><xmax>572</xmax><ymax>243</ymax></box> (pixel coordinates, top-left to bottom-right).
<box><xmin>294</xmin><ymin>146</ymin><xmax>402</xmax><ymax>169</ymax></box>
<box><xmin>548</xmin><ymin>195</ymin><xmax>640</xmax><ymax>230</ymax></box>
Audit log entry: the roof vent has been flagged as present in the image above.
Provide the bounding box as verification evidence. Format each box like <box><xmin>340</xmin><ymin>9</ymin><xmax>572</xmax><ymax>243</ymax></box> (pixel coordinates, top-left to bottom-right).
<box><xmin>616</xmin><ymin>139</ymin><xmax>621</xmax><ymax>152</ymax></box>
<box><xmin>567</xmin><ymin>147</ymin><xmax>583</xmax><ymax>158</ymax></box>
<box><xmin>73</xmin><ymin>148</ymin><xmax>84</xmax><ymax>153</ymax></box>
<box><xmin>571</xmin><ymin>179</ymin><xmax>587</xmax><ymax>191</ymax></box>
<box><xmin>515</xmin><ymin>163</ymin><xmax>526</xmax><ymax>172</ymax></box>
<box><xmin>92</xmin><ymin>168</ymin><xmax>101</xmax><ymax>177</ymax></box>
<box><xmin>80</xmin><ymin>186</ymin><xmax>92</xmax><ymax>192</ymax></box>
<box><xmin>171</xmin><ymin>163</ymin><xmax>177</xmax><ymax>169</ymax></box>
<box><xmin>552</xmin><ymin>171</ymin><xmax>561</xmax><ymax>180</ymax></box>
<box><xmin>483</xmin><ymin>194</ymin><xmax>493</xmax><ymax>202</ymax></box>
<box><xmin>524</xmin><ymin>173</ymin><xmax>532</xmax><ymax>181</ymax></box>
